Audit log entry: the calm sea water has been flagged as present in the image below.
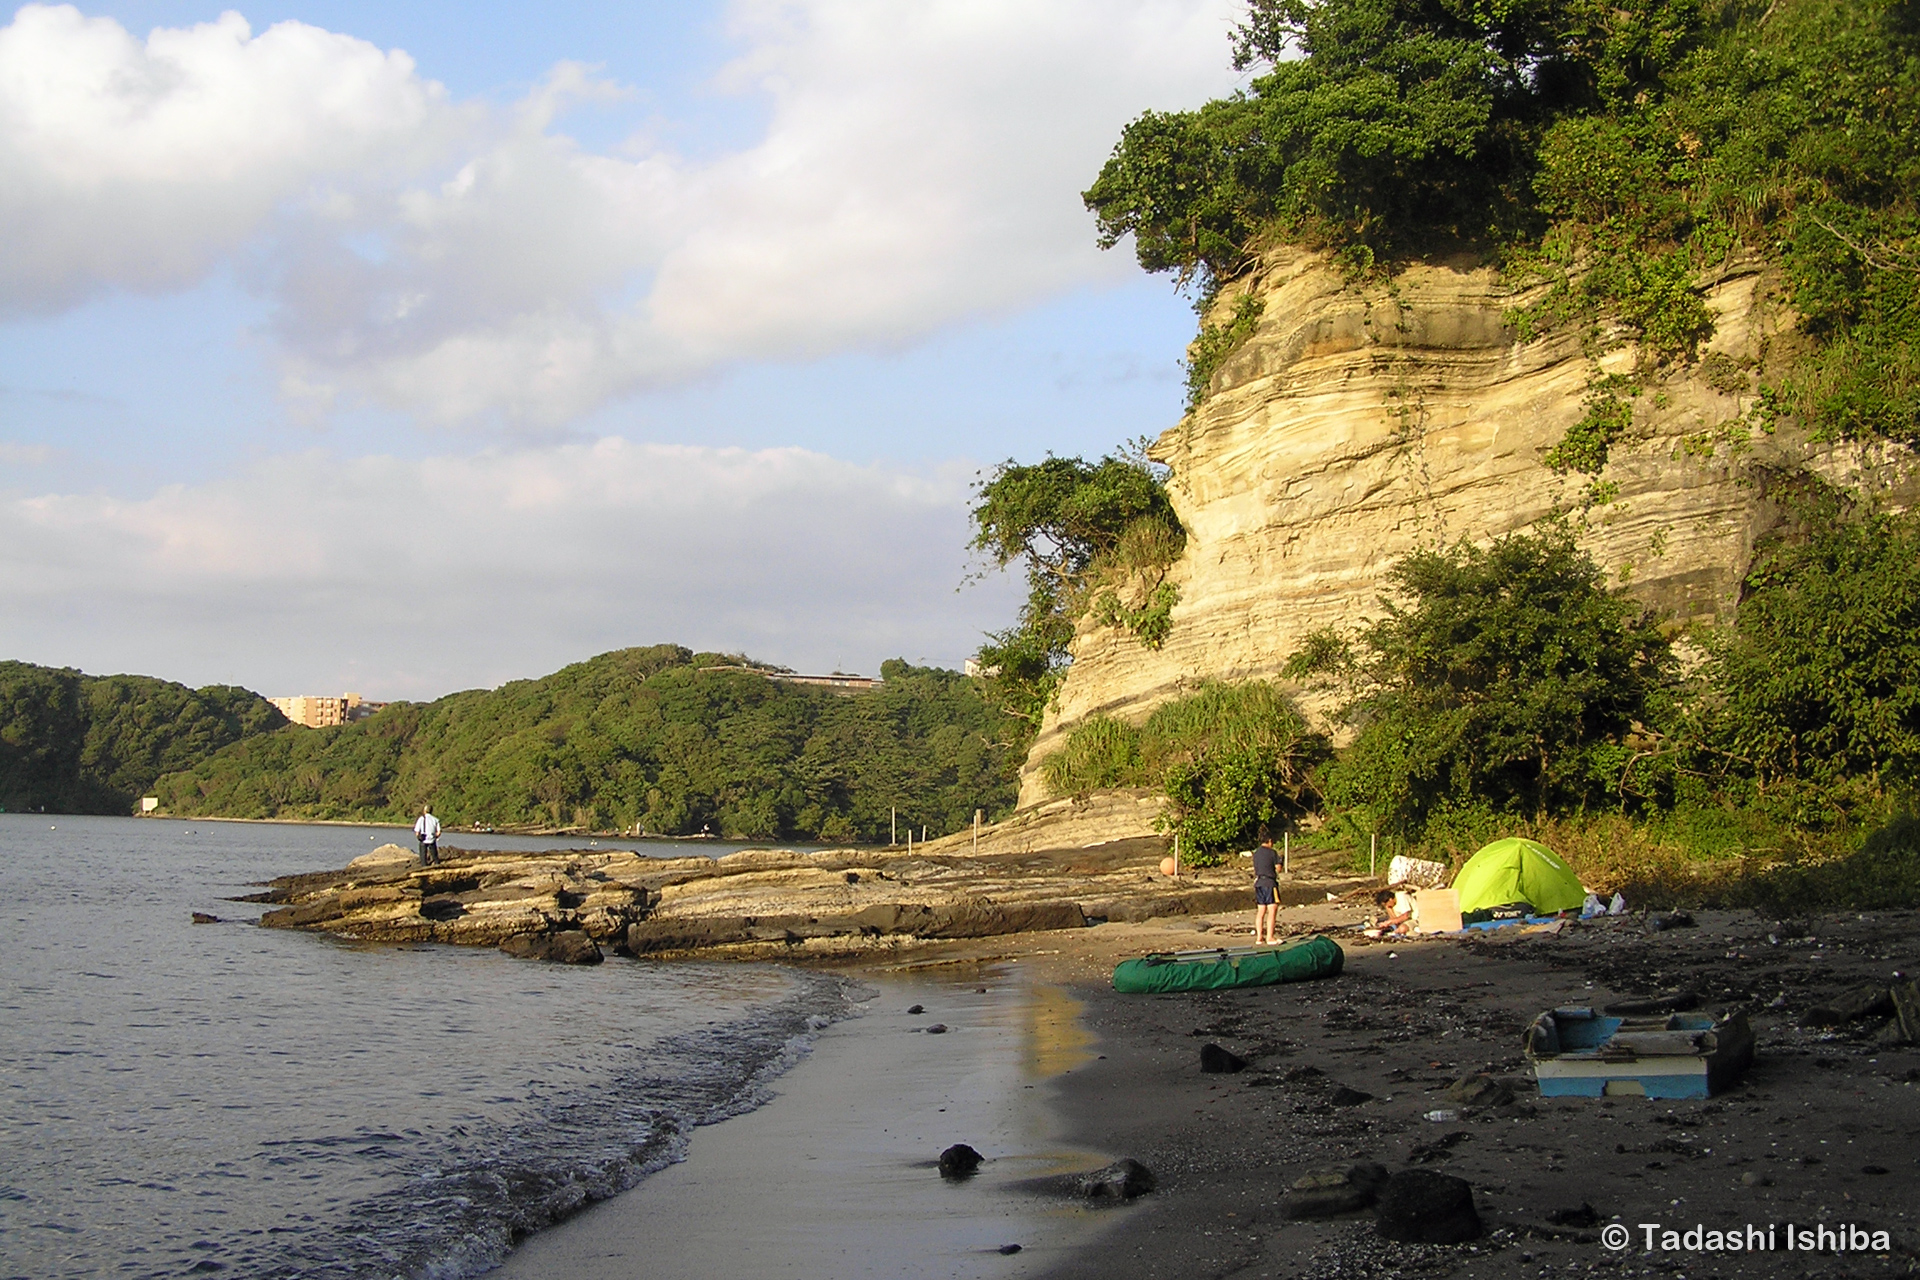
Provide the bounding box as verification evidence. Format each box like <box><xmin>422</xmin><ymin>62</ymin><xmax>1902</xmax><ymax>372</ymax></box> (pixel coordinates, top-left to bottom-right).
<box><xmin>0</xmin><ymin>815</ymin><xmax>857</xmax><ymax>1280</ymax></box>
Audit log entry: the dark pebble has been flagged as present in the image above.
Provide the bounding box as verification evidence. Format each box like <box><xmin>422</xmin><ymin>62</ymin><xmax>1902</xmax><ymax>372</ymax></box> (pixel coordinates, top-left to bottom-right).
<box><xmin>998</xmin><ymin>1244</ymin><xmax>1022</xmax><ymax>1255</ymax></box>
<box><xmin>908</xmin><ymin>1004</ymin><xmax>924</xmax><ymax>1015</ymax></box>
<box><xmin>926</xmin><ymin>1023</ymin><xmax>948</xmax><ymax>1034</ymax></box>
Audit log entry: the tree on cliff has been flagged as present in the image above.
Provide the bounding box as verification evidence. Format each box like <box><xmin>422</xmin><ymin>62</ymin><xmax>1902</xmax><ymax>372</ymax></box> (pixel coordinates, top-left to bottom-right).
<box><xmin>1087</xmin><ymin>0</ymin><xmax>1920</xmax><ymax>444</ymax></box>
<box><xmin>1319</xmin><ymin>525</ymin><xmax>1673</xmax><ymax>836</ymax></box>
<box><xmin>968</xmin><ymin>450</ymin><xmax>1183</xmax><ymax>733</ymax></box>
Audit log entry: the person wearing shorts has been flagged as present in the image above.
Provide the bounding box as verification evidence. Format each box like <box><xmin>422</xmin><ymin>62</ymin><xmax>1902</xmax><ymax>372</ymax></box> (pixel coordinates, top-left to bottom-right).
<box><xmin>1251</xmin><ymin>830</ymin><xmax>1280</xmax><ymax>944</ymax></box>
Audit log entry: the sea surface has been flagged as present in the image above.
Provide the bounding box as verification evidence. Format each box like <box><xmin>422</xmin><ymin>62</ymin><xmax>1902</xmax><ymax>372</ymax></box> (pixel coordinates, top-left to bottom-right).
<box><xmin>0</xmin><ymin>815</ymin><xmax>858</xmax><ymax>1280</ymax></box>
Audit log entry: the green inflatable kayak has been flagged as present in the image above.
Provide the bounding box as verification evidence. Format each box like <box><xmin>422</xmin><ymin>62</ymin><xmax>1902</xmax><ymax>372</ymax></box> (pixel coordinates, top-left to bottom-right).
<box><xmin>1112</xmin><ymin>935</ymin><xmax>1345</xmax><ymax>993</ymax></box>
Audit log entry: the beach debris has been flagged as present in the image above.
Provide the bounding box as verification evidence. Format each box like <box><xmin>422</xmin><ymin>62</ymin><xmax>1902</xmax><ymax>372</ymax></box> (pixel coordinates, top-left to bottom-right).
<box><xmin>1646</xmin><ymin>911</ymin><xmax>1696</xmax><ymax>932</ymax></box>
<box><xmin>924</xmin><ymin>1023</ymin><xmax>949</xmax><ymax>1034</ymax></box>
<box><xmin>1802</xmin><ymin>984</ymin><xmax>1895</xmax><ymax>1027</ymax></box>
<box><xmin>1441</xmin><ymin>1072</ymin><xmax>1513</xmax><ymax>1109</ymax></box>
<box><xmin>1422</xmin><ymin>1109</ymin><xmax>1459</xmax><ymax>1123</ymax></box>
<box><xmin>1283</xmin><ymin>1162</ymin><xmax>1389</xmax><ymax>1219</ymax></box>
<box><xmin>1077</xmin><ymin>1158</ymin><xmax>1156</xmax><ymax>1200</ymax></box>
<box><xmin>1546</xmin><ymin>1203</ymin><xmax>1600</xmax><ymax>1228</ymax></box>
<box><xmin>1883</xmin><ymin>981</ymin><xmax>1920</xmax><ymax>1043</ymax></box>
<box><xmin>1408</xmin><ymin>1131</ymin><xmax>1471</xmax><ymax>1163</ymax></box>
<box><xmin>190</xmin><ymin>912</ymin><xmax>221</xmax><ymax>925</ymax></box>
<box><xmin>499</xmin><ymin>930</ymin><xmax>603</xmax><ymax>965</ymax></box>
<box><xmin>907</xmin><ymin>1004</ymin><xmax>925</xmax><ymax>1015</ymax></box>
<box><xmin>1386</xmin><ymin>855</ymin><xmax>1449</xmax><ymax>889</ymax></box>
<box><xmin>1603</xmin><ymin>990</ymin><xmax>1700</xmax><ymax>1016</ymax></box>
<box><xmin>1199</xmin><ymin>1043</ymin><xmax>1247</xmax><ymax>1073</ymax></box>
<box><xmin>938</xmin><ymin>1144</ymin><xmax>984</xmax><ymax>1178</ymax></box>
<box><xmin>1374</xmin><ymin>1170</ymin><xmax>1483</xmax><ymax>1244</ymax></box>
<box><xmin>1524</xmin><ymin>1007</ymin><xmax>1753</xmax><ymax>1098</ymax></box>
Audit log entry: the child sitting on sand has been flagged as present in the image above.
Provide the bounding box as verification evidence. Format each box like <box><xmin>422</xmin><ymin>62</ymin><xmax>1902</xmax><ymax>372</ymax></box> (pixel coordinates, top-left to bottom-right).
<box><xmin>1363</xmin><ymin>888</ymin><xmax>1414</xmax><ymax>938</ymax></box>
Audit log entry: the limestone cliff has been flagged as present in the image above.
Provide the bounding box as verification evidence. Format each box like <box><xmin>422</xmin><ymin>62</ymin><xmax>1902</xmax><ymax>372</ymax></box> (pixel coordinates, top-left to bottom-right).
<box><xmin>1019</xmin><ymin>247</ymin><xmax>1920</xmax><ymax>807</ymax></box>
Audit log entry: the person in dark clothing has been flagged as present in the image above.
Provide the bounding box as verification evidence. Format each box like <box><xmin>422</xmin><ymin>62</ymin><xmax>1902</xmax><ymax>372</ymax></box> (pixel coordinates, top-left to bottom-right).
<box><xmin>1251</xmin><ymin>829</ymin><xmax>1281</xmax><ymax>944</ymax></box>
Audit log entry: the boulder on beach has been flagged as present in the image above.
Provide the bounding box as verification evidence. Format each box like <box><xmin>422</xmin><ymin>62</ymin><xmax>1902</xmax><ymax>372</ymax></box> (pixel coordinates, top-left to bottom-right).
<box><xmin>1375</xmin><ymin>1169</ymin><xmax>1482</xmax><ymax>1243</ymax></box>
<box><xmin>1078</xmin><ymin>1158</ymin><xmax>1156</xmax><ymax>1200</ymax></box>
<box><xmin>1199</xmin><ymin>1042</ymin><xmax>1246</xmax><ymax>1073</ymax></box>
<box><xmin>348</xmin><ymin>843</ymin><xmax>420</xmax><ymax>872</ymax></box>
<box><xmin>939</xmin><ymin>1144</ymin><xmax>983</xmax><ymax>1178</ymax></box>
<box><xmin>500</xmin><ymin>930</ymin><xmax>603</xmax><ymax>964</ymax></box>
<box><xmin>1283</xmin><ymin>1162</ymin><xmax>1389</xmax><ymax>1218</ymax></box>
<box><xmin>1441</xmin><ymin>1073</ymin><xmax>1514</xmax><ymax>1109</ymax></box>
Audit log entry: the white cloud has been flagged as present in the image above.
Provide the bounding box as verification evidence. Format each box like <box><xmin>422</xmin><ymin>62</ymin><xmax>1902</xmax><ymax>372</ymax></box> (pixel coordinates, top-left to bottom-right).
<box><xmin>0</xmin><ymin>441</ymin><xmax>1020</xmax><ymax>697</ymax></box>
<box><xmin>0</xmin><ymin>441</ymin><xmax>56</xmax><ymax>464</ymax></box>
<box><xmin>0</xmin><ymin>0</ymin><xmax>1240</xmax><ymax>425</ymax></box>
<box><xmin>0</xmin><ymin>4</ymin><xmax>463</xmax><ymax>313</ymax></box>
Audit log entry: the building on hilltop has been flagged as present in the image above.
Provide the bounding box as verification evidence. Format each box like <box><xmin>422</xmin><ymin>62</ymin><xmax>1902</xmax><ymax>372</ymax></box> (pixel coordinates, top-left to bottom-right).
<box><xmin>270</xmin><ymin>692</ymin><xmax>387</xmax><ymax>728</ymax></box>
<box><xmin>695</xmin><ymin>665</ymin><xmax>883</xmax><ymax>692</ymax></box>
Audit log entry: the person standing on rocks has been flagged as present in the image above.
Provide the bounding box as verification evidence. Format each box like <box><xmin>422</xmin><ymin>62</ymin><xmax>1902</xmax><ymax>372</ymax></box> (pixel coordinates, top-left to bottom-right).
<box><xmin>1252</xmin><ymin>828</ymin><xmax>1280</xmax><ymax>944</ymax></box>
<box><xmin>414</xmin><ymin>805</ymin><xmax>441</xmax><ymax>867</ymax></box>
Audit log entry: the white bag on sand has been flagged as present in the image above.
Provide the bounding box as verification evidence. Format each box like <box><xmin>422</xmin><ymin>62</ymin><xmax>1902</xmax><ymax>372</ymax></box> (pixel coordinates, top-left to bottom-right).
<box><xmin>1387</xmin><ymin>855</ymin><xmax>1448</xmax><ymax>888</ymax></box>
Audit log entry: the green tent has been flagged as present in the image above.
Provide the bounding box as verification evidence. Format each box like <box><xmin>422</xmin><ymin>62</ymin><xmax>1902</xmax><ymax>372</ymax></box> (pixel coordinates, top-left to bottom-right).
<box><xmin>1452</xmin><ymin>838</ymin><xmax>1586</xmax><ymax>915</ymax></box>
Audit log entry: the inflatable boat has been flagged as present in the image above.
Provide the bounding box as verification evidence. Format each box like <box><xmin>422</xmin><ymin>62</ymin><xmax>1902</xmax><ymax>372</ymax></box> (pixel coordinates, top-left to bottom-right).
<box><xmin>1111</xmin><ymin>934</ymin><xmax>1344</xmax><ymax>993</ymax></box>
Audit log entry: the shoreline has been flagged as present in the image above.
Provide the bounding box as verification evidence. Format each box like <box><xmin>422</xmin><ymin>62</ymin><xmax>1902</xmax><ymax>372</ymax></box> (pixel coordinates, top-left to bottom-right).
<box><xmin>491</xmin><ymin>959</ymin><xmax>1125</xmax><ymax>1279</ymax></box>
<box><xmin>485</xmin><ymin>900</ymin><xmax>1920</xmax><ymax>1278</ymax></box>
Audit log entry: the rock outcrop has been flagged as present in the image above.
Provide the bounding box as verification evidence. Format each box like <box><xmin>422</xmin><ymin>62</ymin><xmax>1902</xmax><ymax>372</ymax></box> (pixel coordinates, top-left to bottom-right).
<box><xmin>1019</xmin><ymin>247</ymin><xmax>1920</xmax><ymax>804</ymax></box>
<box><xmin>243</xmin><ymin>841</ymin><xmax>1365</xmax><ymax>957</ymax></box>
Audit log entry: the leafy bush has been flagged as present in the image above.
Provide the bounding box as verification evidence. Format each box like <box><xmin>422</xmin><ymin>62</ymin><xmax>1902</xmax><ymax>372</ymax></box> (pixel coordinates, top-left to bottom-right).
<box><xmin>970</xmin><ymin>452</ymin><xmax>1184</xmax><ymax>729</ymax></box>
<box><xmin>1041</xmin><ymin>716</ymin><xmax>1144</xmax><ymax>796</ymax></box>
<box><xmin>1321</xmin><ymin>524</ymin><xmax>1673</xmax><ymax>835</ymax></box>
<box><xmin>1689</xmin><ymin>507</ymin><xmax>1920</xmax><ymax>819</ymax></box>
<box><xmin>1148</xmin><ymin>681</ymin><xmax>1331</xmax><ymax>854</ymax></box>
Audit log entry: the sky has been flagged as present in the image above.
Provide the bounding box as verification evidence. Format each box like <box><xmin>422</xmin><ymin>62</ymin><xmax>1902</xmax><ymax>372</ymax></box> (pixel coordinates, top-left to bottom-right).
<box><xmin>0</xmin><ymin>0</ymin><xmax>1247</xmax><ymax>700</ymax></box>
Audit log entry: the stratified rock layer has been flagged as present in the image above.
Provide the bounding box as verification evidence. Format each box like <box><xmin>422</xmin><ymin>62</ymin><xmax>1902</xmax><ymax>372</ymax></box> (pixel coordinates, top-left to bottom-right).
<box><xmin>1020</xmin><ymin>248</ymin><xmax>1920</xmax><ymax>804</ymax></box>
<box><xmin>246</xmin><ymin>841</ymin><xmax>1362</xmax><ymax>957</ymax></box>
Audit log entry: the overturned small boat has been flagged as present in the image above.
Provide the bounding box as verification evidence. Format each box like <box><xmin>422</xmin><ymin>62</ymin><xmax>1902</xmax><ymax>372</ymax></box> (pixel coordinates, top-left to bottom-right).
<box><xmin>1524</xmin><ymin>1007</ymin><xmax>1754</xmax><ymax>1099</ymax></box>
<box><xmin>1112</xmin><ymin>935</ymin><xmax>1344</xmax><ymax>993</ymax></box>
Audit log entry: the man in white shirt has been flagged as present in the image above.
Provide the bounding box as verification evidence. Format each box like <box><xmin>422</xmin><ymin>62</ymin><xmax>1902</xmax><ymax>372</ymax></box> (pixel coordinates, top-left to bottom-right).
<box><xmin>414</xmin><ymin>806</ymin><xmax>442</xmax><ymax>866</ymax></box>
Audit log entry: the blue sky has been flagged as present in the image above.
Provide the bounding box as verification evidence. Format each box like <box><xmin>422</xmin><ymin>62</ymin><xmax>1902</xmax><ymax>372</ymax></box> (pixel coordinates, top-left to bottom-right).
<box><xmin>0</xmin><ymin>0</ymin><xmax>1243</xmax><ymax>699</ymax></box>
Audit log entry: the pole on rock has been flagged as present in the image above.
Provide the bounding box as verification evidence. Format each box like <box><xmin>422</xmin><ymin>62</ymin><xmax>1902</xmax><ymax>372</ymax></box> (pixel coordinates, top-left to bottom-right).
<box><xmin>1283</xmin><ymin>831</ymin><xmax>1289</xmax><ymax>874</ymax></box>
<box><xmin>1370</xmin><ymin>833</ymin><xmax>1377</xmax><ymax>878</ymax></box>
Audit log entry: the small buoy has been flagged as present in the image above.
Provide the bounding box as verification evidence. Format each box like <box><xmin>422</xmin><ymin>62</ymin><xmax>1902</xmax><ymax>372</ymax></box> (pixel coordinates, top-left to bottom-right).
<box><xmin>1158</xmin><ymin>856</ymin><xmax>1177</xmax><ymax>876</ymax></box>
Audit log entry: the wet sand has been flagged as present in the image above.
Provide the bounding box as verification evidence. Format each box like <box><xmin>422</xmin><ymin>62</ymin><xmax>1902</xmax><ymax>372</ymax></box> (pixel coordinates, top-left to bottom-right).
<box><xmin>492</xmin><ymin>903</ymin><xmax>1920</xmax><ymax>1278</ymax></box>
<box><xmin>493</xmin><ymin>964</ymin><xmax>1123</xmax><ymax>1279</ymax></box>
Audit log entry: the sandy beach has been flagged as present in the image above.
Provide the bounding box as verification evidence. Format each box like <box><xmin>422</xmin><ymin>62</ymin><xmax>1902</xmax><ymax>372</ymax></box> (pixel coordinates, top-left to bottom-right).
<box><xmin>485</xmin><ymin>893</ymin><xmax>1920</xmax><ymax>1278</ymax></box>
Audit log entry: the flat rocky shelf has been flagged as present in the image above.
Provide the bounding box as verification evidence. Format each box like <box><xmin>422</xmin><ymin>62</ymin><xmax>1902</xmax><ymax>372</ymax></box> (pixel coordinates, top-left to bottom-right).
<box><xmin>238</xmin><ymin>837</ymin><xmax>1362</xmax><ymax>959</ymax></box>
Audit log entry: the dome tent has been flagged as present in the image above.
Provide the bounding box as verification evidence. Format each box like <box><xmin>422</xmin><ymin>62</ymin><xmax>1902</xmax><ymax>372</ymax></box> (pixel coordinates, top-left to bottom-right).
<box><xmin>1452</xmin><ymin>838</ymin><xmax>1586</xmax><ymax>915</ymax></box>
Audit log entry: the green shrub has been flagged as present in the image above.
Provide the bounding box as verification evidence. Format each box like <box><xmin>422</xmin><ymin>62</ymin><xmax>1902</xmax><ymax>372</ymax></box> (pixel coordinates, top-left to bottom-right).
<box><xmin>1321</xmin><ymin>524</ymin><xmax>1673</xmax><ymax>836</ymax></box>
<box><xmin>1042</xmin><ymin>716</ymin><xmax>1145</xmax><ymax>796</ymax></box>
<box><xmin>1143</xmin><ymin>681</ymin><xmax>1330</xmax><ymax>854</ymax></box>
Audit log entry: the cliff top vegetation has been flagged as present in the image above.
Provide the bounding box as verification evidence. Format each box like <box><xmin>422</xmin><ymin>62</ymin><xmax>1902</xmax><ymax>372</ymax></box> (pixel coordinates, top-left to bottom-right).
<box><xmin>1086</xmin><ymin>0</ymin><xmax>1920</xmax><ymax>444</ymax></box>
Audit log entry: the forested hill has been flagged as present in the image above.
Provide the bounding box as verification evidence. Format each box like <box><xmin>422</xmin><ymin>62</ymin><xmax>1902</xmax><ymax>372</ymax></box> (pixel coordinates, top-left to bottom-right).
<box><xmin>0</xmin><ymin>661</ymin><xmax>287</xmax><ymax>814</ymax></box>
<box><xmin>151</xmin><ymin>645</ymin><xmax>1020</xmax><ymax>842</ymax></box>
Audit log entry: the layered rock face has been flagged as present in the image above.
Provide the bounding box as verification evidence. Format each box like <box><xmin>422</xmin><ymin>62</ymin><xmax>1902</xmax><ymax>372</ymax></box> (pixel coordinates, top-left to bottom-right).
<box><xmin>245</xmin><ymin>840</ymin><xmax>1361</xmax><ymax>958</ymax></box>
<box><xmin>1019</xmin><ymin>247</ymin><xmax>1918</xmax><ymax>806</ymax></box>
